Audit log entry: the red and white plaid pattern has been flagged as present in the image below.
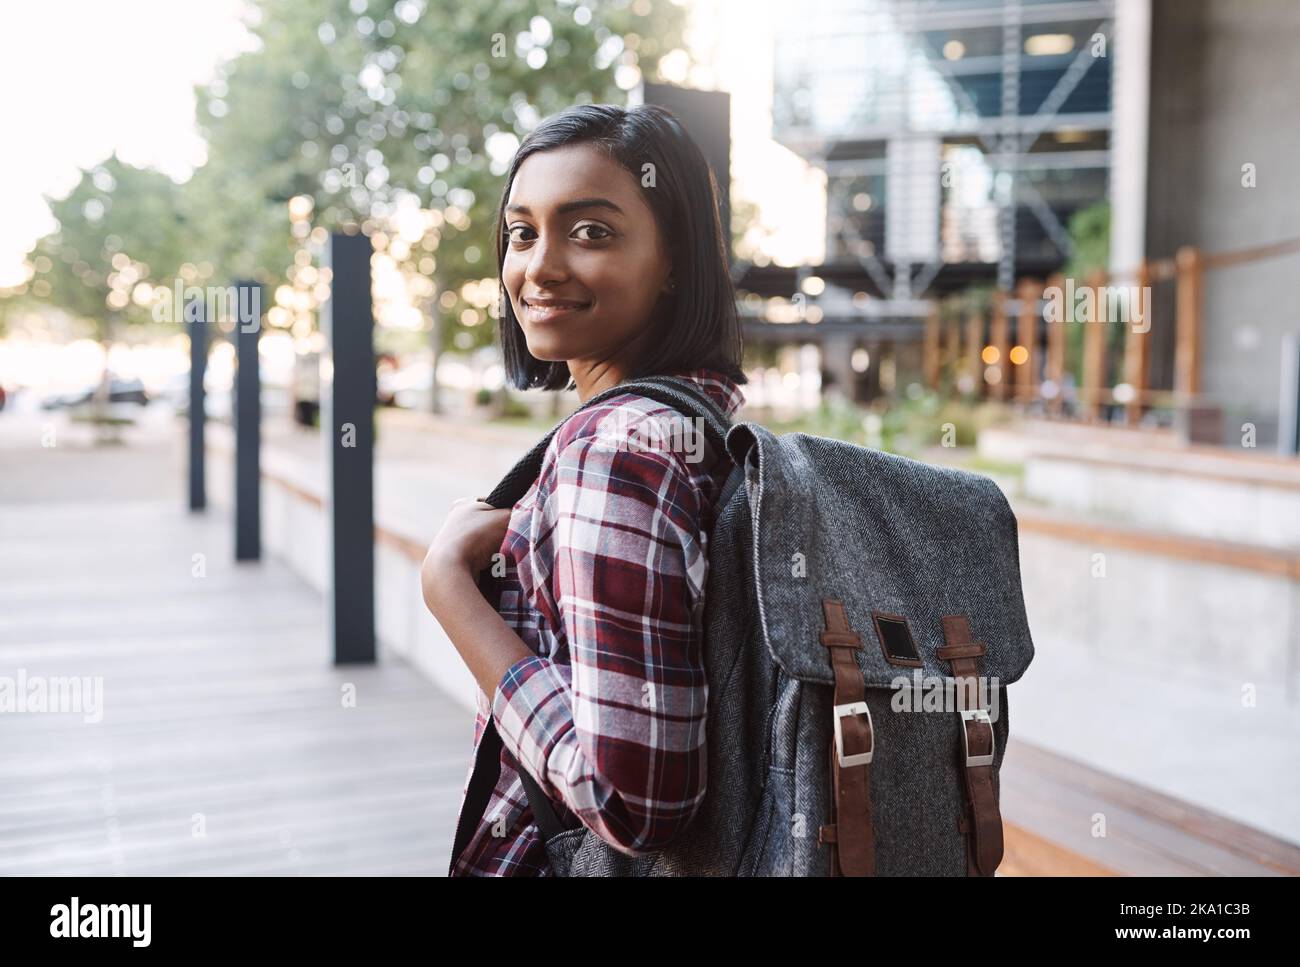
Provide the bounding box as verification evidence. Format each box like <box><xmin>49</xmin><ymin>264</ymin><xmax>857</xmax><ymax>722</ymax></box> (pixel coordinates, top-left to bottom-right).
<box><xmin>449</xmin><ymin>368</ymin><xmax>746</xmax><ymax>876</ymax></box>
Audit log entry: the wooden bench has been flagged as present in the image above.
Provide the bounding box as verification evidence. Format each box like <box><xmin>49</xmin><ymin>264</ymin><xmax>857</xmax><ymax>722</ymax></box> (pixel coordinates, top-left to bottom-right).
<box><xmin>997</xmin><ymin>739</ymin><xmax>1300</xmax><ymax>876</ymax></box>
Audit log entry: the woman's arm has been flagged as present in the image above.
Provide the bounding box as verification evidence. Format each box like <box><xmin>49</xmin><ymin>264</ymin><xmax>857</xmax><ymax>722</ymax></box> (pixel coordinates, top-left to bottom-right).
<box><xmin>488</xmin><ymin>431</ymin><xmax>710</xmax><ymax>857</ymax></box>
<box><xmin>421</xmin><ymin>497</ymin><xmax>537</xmax><ymax>699</ymax></box>
<box><xmin>422</xmin><ymin>556</ymin><xmax>537</xmax><ymax>702</ymax></box>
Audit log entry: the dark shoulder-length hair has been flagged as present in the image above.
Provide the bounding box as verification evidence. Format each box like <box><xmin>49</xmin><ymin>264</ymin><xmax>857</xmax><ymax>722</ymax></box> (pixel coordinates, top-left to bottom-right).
<box><xmin>493</xmin><ymin>103</ymin><xmax>747</xmax><ymax>392</ymax></box>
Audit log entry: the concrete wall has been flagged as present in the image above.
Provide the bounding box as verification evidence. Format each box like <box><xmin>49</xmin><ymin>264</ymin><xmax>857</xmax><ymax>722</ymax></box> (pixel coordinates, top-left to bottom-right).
<box><xmin>1146</xmin><ymin>0</ymin><xmax>1300</xmax><ymax>442</ymax></box>
<box><xmin>1023</xmin><ymin>455</ymin><xmax>1300</xmax><ymax>549</ymax></box>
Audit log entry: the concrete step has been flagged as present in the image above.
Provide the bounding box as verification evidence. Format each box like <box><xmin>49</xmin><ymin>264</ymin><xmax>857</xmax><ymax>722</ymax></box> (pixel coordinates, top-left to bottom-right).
<box><xmin>979</xmin><ymin>421</ymin><xmax>1300</xmax><ymax>550</ymax></box>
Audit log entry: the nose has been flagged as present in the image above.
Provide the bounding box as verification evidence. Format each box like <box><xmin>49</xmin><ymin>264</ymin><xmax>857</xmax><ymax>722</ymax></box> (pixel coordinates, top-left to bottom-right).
<box><xmin>522</xmin><ymin>228</ymin><xmax>570</xmax><ymax>289</ymax></box>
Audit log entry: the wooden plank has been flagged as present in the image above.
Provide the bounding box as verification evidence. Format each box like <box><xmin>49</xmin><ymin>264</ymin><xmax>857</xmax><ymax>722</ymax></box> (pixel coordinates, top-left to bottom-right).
<box><xmin>1175</xmin><ymin>246</ymin><xmax>1204</xmax><ymax>400</ymax></box>
<box><xmin>0</xmin><ymin>497</ymin><xmax>461</xmax><ymax>877</ymax></box>
<box><xmin>1000</xmin><ymin>766</ymin><xmax>1266</xmax><ymax>876</ymax></box>
<box><xmin>1015</xmin><ymin>278</ymin><xmax>1040</xmax><ymax>404</ymax></box>
<box><xmin>1000</xmin><ymin>822</ymin><xmax>1117</xmax><ymax>877</ymax></box>
<box><xmin>923</xmin><ymin>301</ymin><xmax>940</xmax><ymax>390</ymax></box>
<box><xmin>990</xmin><ymin>290</ymin><xmax>1010</xmax><ymax>400</ymax></box>
<box><xmin>1006</xmin><ymin>740</ymin><xmax>1300</xmax><ymax>875</ymax></box>
<box><xmin>942</xmin><ymin>307</ymin><xmax>961</xmax><ymax>381</ymax></box>
<box><xmin>1123</xmin><ymin>259</ymin><xmax>1151</xmax><ymax>425</ymax></box>
<box><xmin>966</xmin><ymin>306</ymin><xmax>984</xmax><ymax>395</ymax></box>
<box><xmin>1081</xmin><ymin>270</ymin><xmax>1107</xmax><ymax>421</ymax></box>
<box><xmin>1045</xmin><ymin>272</ymin><xmax>1066</xmax><ymax>415</ymax></box>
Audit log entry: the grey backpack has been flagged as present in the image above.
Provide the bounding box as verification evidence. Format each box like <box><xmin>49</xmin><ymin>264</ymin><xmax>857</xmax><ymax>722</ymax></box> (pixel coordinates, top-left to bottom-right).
<box><xmin>449</xmin><ymin>374</ymin><xmax>1034</xmax><ymax>876</ymax></box>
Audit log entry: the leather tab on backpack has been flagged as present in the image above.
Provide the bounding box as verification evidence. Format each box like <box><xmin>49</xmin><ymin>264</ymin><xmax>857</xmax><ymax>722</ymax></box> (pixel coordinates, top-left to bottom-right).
<box><xmin>819</xmin><ymin>600</ymin><xmax>863</xmax><ymax>650</ymax></box>
<box><xmin>819</xmin><ymin>599</ymin><xmax>875</xmax><ymax>877</ymax></box>
<box><xmin>935</xmin><ymin>640</ymin><xmax>987</xmax><ymax>660</ymax></box>
<box><xmin>939</xmin><ymin>614</ymin><xmax>1004</xmax><ymax>877</ymax></box>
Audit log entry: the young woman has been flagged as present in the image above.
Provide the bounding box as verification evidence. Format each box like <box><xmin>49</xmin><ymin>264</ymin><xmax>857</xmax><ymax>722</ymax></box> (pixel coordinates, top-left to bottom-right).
<box><xmin>421</xmin><ymin>103</ymin><xmax>747</xmax><ymax>876</ymax></box>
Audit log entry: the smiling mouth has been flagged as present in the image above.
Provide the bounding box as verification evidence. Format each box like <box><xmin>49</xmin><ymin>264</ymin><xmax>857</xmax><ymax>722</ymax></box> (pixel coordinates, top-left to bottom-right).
<box><xmin>522</xmin><ymin>299</ymin><xmax>591</xmax><ymax>322</ymax></box>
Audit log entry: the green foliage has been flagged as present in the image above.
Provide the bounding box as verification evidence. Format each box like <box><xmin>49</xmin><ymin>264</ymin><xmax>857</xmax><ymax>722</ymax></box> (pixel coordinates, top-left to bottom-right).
<box><xmin>756</xmin><ymin>389</ymin><xmax>1012</xmax><ymax>458</ymax></box>
<box><xmin>70</xmin><ymin>412</ymin><xmax>136</xmax><ymax>426</ymax></box>
<box><xmin>961</xmin><ymin>282</ymin><xmax>997</xmax><ymax>317</ymax></box>
<box><xmin>877</xmin><ymin>391</ymin><xmax>1011</xmax><ymax>454</ymax></box>
<box><xmin>1059</xmin><ymin>200</ymin><xmax>1111</xmax><ymax>386</ymax></box>
<box><xmin>963</xmin><ymin>455</ymin><xmax>1025</xmax><ymax>479</ymax></box>
<box><xmin>25</xmin><ymin>155</ymin><xmax>188</xmax><ymax>340</ymax></box>
<box><xmin>1063</xmin><ymin>199</ymin><xmax>1110</xmax><ymax>280</ymax></box>
<box><xmin>501</xmin><ymin>392</ymin><xmax>532</xmax><ymax>418</ymax></box>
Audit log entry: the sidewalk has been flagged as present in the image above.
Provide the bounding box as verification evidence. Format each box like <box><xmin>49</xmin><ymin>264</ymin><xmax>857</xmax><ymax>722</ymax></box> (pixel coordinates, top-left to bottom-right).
<box><xmin>0</xmin><ymin>410</ymin><xmax>467</xmax><ymax>875</ymax></box>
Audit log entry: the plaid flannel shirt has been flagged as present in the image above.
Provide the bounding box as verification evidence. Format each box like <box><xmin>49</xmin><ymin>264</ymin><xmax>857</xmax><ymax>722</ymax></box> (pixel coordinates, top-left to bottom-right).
<box><xmin>449</xmin><ymin>368</ymin><xmax>746</xmax><ymax>876</ymax></box>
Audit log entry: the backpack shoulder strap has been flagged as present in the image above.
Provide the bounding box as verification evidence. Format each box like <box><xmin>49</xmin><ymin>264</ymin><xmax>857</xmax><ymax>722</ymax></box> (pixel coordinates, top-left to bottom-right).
<box><xmin>480</xmin><ymin>374</ymin><xmax>734</xmax><ymax>510</ymax></box>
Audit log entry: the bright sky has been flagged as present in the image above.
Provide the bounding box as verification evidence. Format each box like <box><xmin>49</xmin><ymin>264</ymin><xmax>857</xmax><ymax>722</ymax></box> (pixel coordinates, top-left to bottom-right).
<box><xmin>0</xmin><ymin>0</ymin><xmax>256</xmax><ymax>286</ymax></box>
<box><xmin>0</xmin><ymin>0</ymin><xmax>821</xmax><ymax>289</ymax></box>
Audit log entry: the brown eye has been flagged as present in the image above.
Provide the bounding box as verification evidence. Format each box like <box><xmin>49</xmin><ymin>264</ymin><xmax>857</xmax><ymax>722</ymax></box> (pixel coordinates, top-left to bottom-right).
<box><xmin>575</xmin><ymin>223</ymin><xmax>611</xmax><ymax>241</ymax></box>
<box><xmin>505</xmin><ymin>225</ymin><xmax>534</xmax><ymax>244</ymax></box>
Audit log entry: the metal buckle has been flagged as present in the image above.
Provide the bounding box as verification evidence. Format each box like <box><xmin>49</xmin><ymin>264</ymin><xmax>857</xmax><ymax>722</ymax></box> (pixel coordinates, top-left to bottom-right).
<box><xmin>832</xmin><ymin>701</ymin><xmax>873</xmax><ymax>767</ymax></box>
<box><xmin>960</xmin><ymin>708</ymin><xmax>994</xmax><ymax>767</ymax></box>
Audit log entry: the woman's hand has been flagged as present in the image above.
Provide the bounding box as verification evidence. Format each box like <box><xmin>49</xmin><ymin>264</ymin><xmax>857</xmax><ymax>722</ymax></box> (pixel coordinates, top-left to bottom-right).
<box><xmin>418</xmin><ymin>496</ymin><xmax>537</xmax><ymax>699</ymax></box>
<box><xmin>421</xmin><ymin>497</ymin><xmax>512</xmax><ymax>616</ymax></box>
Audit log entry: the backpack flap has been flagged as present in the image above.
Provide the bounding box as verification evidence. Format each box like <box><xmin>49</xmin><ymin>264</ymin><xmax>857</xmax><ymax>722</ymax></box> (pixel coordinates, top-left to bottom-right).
<box><xmin>725</xmin><ymin>422</ymin><xmax>1034</xmax><ymax>688</ymax></box>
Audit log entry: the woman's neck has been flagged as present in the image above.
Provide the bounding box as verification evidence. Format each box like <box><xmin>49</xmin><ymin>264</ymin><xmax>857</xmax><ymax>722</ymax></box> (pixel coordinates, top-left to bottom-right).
<box><xmin>569</xmin><ymin>361</ymin><xmax>627</xmax><ymax>402</ymax></box>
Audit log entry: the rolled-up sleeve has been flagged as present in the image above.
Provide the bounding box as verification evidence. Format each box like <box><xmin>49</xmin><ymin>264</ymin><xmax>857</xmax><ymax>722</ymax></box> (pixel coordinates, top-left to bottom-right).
<box><xmin>491</xmin><ymin>429</ymin><xmax>709</xmax><ymax>856</ymax></box>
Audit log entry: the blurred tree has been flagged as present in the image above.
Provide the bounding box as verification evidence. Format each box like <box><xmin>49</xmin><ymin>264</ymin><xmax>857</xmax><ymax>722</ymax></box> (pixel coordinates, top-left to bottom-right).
<box><xmin>27</xmin><ymin>155</ymin><xmax>188</xmax><ymax>337</ymax></box>
<box><xmin>21</xmin><ymin>156</ymin><xmax>189</xmax><ymax>431</ymax></box>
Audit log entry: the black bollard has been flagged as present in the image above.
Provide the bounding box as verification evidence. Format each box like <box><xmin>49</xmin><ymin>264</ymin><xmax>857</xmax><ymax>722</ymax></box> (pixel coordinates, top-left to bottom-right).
<box><xmin>233</xmin><ymin>280</ymin><xmax>262</xmax><ymax>561</ymax></box>
<box><xmin>188</xmin><ymin>306</ymin><xmax>207</xmax><ymax>511</ymax></box>
<box><xmin>322</xmin><ymin>233</ymin><xmax>376</xmax><ymax>665</ymax></box>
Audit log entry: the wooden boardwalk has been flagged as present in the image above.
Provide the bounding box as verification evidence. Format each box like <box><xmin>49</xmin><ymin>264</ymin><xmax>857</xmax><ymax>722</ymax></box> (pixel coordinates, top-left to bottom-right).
<box><xmin>0</xmin><ymin>497</ymin><xmax>470</xmax><ymax>876</ymax></box>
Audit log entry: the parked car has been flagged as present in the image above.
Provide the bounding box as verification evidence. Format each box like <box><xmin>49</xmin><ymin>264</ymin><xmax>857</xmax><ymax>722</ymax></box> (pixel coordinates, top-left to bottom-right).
<box><xmin>41</xmin><ymin>377</ymin><xmax>149</xmax><ymax>410</ymax></box>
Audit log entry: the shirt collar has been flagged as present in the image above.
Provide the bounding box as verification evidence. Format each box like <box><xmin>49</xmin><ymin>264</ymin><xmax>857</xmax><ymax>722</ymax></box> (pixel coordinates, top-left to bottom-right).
<box><xmin>670</xmin><ymin>368</ymin><xmax>746</xmax><ymax>419</ymax></box>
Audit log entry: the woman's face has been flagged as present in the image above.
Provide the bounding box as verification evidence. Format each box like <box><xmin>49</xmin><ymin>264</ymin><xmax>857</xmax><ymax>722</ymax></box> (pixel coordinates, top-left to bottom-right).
<box><xmin>500</xmin><ymin>143</ymin><xmax>673</xmax><ymax>375</ymax></box>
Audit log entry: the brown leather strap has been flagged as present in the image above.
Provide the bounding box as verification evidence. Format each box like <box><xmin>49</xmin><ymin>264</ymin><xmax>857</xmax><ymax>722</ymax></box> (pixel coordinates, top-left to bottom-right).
<box><xmin>939</xmin><ymin>615</ymin><xmax>1003</xmax><ymax>877</ymax></box>
<box><xmin>819</xmin><ymin>599</ymin><xmax>875</xmax><ymax>876</ymax></box>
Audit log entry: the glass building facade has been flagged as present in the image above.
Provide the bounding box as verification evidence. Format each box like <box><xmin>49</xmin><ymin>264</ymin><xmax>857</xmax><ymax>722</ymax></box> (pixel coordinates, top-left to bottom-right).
<box><xmin>772</xmin><ymin>0</ymin><xmax>1114</xmax><ymax>291</ymax></box>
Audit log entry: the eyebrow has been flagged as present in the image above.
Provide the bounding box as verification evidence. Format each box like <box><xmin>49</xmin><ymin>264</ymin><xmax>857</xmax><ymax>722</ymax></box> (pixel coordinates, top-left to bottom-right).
<box><xmin>505</xmin><ymin>197</ymin><xmax>626</xmax><ymax>218</ymax></box>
